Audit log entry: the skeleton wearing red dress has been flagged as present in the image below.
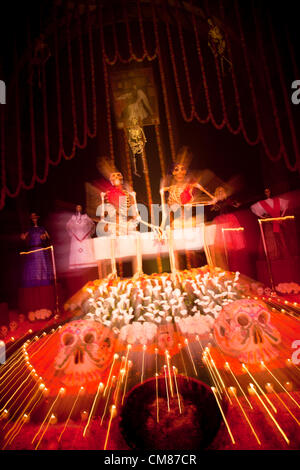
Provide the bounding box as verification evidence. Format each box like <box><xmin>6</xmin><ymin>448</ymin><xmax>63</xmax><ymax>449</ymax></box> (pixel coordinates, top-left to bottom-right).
<box><xmin>160</xmin><ymin>147</ymin><xmax>216</xmax><ymax>276</ymax></box>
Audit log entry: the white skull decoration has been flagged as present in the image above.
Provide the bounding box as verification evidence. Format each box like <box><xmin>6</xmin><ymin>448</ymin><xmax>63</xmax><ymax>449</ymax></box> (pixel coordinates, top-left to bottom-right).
<box><xmin>214</xmin><ymin>299</ymin><xmax>281</xmax><ymax>363</ymax></box>
<box><xmin>54</xmin><ymin>320</ymin><xmax>116</xmax><ymax>386</ymax></box>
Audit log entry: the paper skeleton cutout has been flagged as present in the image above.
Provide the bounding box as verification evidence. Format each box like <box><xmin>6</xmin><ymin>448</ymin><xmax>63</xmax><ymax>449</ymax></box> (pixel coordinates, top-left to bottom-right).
<box><xmin>213</xmin><ymin>299</ymin><xmax>281</xmax><ymax>363</ymax></box>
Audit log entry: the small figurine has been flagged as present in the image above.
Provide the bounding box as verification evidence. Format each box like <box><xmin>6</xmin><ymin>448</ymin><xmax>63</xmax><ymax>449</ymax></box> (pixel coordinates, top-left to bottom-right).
<box><xmin>28</xmin><ymin>34</ymin><xmax>51</xmax><ymax>88</ymax></box>
<box><xmin>207</xmin><ymin>18</ymin><xmax>232</xmax><ymax>76</ymax></box>
<box><xmin>125</xmin><ymin>116</ymin><xmax>148</xmax><ymax>176</ymax></box>
<box><xmin>66</xmin><ymin>204</ymin><xmax>95</xmax><ymax>269</ymax></box>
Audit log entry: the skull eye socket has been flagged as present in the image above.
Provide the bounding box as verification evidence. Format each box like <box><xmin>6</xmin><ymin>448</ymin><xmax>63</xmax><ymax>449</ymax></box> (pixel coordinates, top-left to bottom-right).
<box><xmin>62</xmin><ymin>333</ymin><xmax>75</xmax><ymax>346</ymax></box>
<box><xmin>83</xmin><ymin>332</ymin><xmax>96</xmax><ymax>344</ymax></box>
<box><xmin>237</xmin><ymin>315</ymin><xmax>250</xmax><ymax>327</ymax></box>
<box><xmin>219</xmin><ymin>326</ymin><xmax>226</xmax><ymax>337</ymax></box>
<box><xmin>258</xmin><ymin>312</ymin><xmax>268</xmax><ymax>325</ymax></box>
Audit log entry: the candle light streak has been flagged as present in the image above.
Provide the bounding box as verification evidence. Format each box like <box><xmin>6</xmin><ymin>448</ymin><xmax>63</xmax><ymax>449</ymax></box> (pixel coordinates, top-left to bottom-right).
<box><xmin>242</xmin><ymin>364</ymin><xmax>277</xmax><ymax>413</ymax></box>
<box><xmin>103</xmin><ymin>405</ymin><xmax>116</xmax><ymax>450</ymax></box>
<box><xmin>0</xmin><ymin>346</ymin><xmax>24</xmax><ymax>375</ymax></box>
<box><xmin>83</xmin><ymin>381</ymin><xmax>104</xmax><ymax>437</ymax></box>
<box><xmin>123</xmin><ymin>344</ymin><xmax>131</xmax><ymax>375</ymax></box>
<box><xmin>3</xmin><ymin>386</ymin><xmax>44</xmax><ymax>449</ymax></box>
<box><xmin>184</xmin><ymin>338</ymin><xmax>198</xmax><ymax>376</ymax></box>
<box><xmin>206</xmin><ymin>349</ymin><xmax>232</xmax><ymax>404</ymax></box>
<box><xmin>32</xmin><ymin>387</ymin><xmax>65</xmax><ymax>449</ymax></box>
<box><xmin>172</xmin><ymin>367</ymin><xmax>182</xmax><ymax>414</ymax></box>
<box><xmin>0</xmin><ymin>369</ymin><xmax>34</xmax><ymax>413</ymax></box>
<box><xmin>0</xmin><ymin>359</ymin><xmax>28</xmax><ymax>396</ymax></box>
<box><xmin>261</xmin><ymin>361</ymin><xmax>300</xmax><ymax>410</ymax></box>
<box><xmin>228</xmin><ymin>387</ymin><xmax>261</xmax><ymax>445</ymax></box>
<box><xmin>103</xmin><ymin>354</ymin><xmax>119</xmax><ymax>397</ymax></box>
<box><xmin>202</xmin><ymin>352</ymin><xmax>223</xmax><ymax>398</ymax></box>
<box><xmin>211</xmin><ymin>387</ymin><xmax>235</xmax><ymax>445</ymax></box>
<box><xmin>121</xmin><ymin>360</ymin><xmax>132</xmax><ymax>405</ymax></box>
<box><xmin>224</xmin><ymin>362</ymin><xmax>253</xmax><ymax>409</ymax></box>
<box><xmin>267</xmin><ymin>385</ymin><xmax>300</xmax><ymax>426</ymax></box>
<box><xmin>3</xmin><ymin>379</ymin><xmax>41</xmax><ymax>430</ymax></box>
<box><xmin>248</xmin><ymin>384</ymin><xmax>290</xmax><ymax>445</ymax></box>
<box><xmin>101</xmin><ymin>376</ymin><xmax>116</xmax><ymax>425</ymax></box>
<box><xmin>58</xmin><ymin>386</ymin><xmax>85</xmax><ymax>442</ymax></box>
<box><xmin>178</xmin><ymin>343</ymin><xmax>188</xmax><ymax>378</ymax></box>
<box><xmin>141</xmin><ymin>345</ymin><xmax>146</xmax><ymax>383</ymax></box>
<box><xmin>165</xmin><ymin>351</ymin><xmax>174</xmax><ymax>397</ymax></box>
<box><xmin>113</xmin><ymin>363</ymin><xmax>125</xmax><ymax>406</ymax></box>
<box><xmin>164</xmin><ymin>366</ymin><xmax>170</xmax><ymax>412</ymax></box>
<box><xmin>155</xmin><ymin>372</ymin><xmax>159</xmax><ymax>423</ymax></box>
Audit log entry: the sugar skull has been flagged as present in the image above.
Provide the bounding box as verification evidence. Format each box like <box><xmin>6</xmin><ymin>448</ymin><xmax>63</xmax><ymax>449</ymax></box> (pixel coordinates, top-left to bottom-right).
<box><xmin>18</xmin><ymin>314</ymin><xmax>26</xmax><ymax>324</ymax></box>
<box><xmin>54</xmin><ymin>320</ymin><xmax>116</xmax><ymax>386</ymax></box>
<box><xmin>214</xmin><ymin>299</ymin><xmax>281</xmax><ymax>363</ymax></box>
<box><xmin>0</xmin><ymin>325</ymin><xmax>8</xmax><ymax>339</ymax></box>
<box><xmin>9</xmin><ymin>321</ymin><xmax>18</xmax><ymax>332</ymax></box>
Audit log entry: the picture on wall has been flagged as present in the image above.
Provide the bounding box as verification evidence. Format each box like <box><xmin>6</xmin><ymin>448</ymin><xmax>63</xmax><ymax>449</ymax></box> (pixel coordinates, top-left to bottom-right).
<box><xmin>110</xmin><ymin>67</ymin><xmax>160</xmax><ymax>128</ymax></box>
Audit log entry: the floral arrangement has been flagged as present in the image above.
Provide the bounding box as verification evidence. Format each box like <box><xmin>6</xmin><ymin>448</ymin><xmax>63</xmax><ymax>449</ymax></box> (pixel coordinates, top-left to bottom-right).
<box><xmin>28</xmin><ymin>308</ymin><xmax>52</xmax><ymax>322</ymax></box>
<box><xmin>276</xmin><ymin>282</ymin><xmax>300</xmax><ymax>294</ymax></box>
<box><xmin>83</xmin><ymin>267</ymin><xmax>242</xmax><ymax>344</ymax></box>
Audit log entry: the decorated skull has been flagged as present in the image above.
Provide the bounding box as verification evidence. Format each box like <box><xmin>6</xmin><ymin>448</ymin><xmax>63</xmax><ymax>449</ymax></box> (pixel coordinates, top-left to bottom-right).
<box><xmin>9</xmin><ymin>321</ymin><xmax>18</xmax><ymax>332</ymax></box>
<box><xmin>54</xmin><ymin>320</ymin><xmax>116</xmax><ymax>386</ymax></box>
<box><xmin>0</xmin><ymin>325</ymin><xmax>8</xmax><ymax>339</ymax></box>
<box><xmin>214</xmin><ymin>299</ymin><xmax>281</xmax><ymax>363</ymax></box>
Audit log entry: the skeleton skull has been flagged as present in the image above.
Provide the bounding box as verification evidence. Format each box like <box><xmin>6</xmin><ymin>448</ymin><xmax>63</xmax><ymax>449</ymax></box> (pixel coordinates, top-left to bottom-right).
<box><xmin>214</xmin><ymin>299</ymin><xmax>281</xmax><ymax>363</ymax></box>
<box><xmin>9</xmin><ymin>321</ymin><xmax>18</xmax><ymax>332</ymax></box>
<box><xmin>0</xmin><ymin>325</ymin><xmax>8</xmax><ymax>338</ymax></box>
<box><xmin>54</xmin><ymin>320</ymin><xmax>116</xmax><ymax>386</ymax></box>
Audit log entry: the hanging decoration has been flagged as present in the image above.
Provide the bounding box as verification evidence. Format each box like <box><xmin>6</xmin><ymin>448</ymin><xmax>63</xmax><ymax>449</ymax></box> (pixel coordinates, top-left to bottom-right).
<box><xmin>125</xmin><ymin>117</ymin><xmax>147</xmax><ymax>177</ymax></box>
<box><xmin>28</xmin><ymin>34</ymin><xmax>51</xmax><ymax>89</ymax></box>
<box><xmin>207</xmin><ymin>18</ymin><xmax>232</xmax><ymax>76</ymax></box>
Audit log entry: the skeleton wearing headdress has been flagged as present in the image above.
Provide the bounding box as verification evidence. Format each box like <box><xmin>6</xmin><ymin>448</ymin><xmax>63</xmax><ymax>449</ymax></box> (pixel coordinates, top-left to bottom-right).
<box><xmin>94</xmin><ymin>158</ymin><xmax>160</xmax><ymax>278</ymax></box>
<box><xmin>160</xmin><ymin>147</ymin><xmax>216</xmax><ymax>277</ymax></box>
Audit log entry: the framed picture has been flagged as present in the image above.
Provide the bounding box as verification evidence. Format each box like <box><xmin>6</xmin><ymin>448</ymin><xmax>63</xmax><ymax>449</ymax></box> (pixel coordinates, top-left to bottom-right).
<box><xmin>110</xmin><ymin>67</ymin><xmax>160</xmax><ymax>128</ymax></box>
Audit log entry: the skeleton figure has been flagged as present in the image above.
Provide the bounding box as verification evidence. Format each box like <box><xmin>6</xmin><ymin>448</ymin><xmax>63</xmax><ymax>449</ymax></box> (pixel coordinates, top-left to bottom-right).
<box><xmin>54</xmin><ymin>320</ymin><xmax>116</xmax><ymax>387</ymax></box>
<box><xmin>126</xmin><ymin>116</ymin><xmax>147</xmax><ymax>176</ymax></box>
<box><xmin>28</xmin><ymin>34</ymin><xmax>51</xmax><ymax>88</ymax></box>
<box><xmin>96</xmin><ymin>161</ymin><xmax>160</xmax><ymax>278</ymax></box>
<box><xmin>214</xmin><ymin>299</ymin><xmax>281</xmax><ymax>364</ymax></box>
<box><xmin>160</xmin><ymin>147</ymin><xmax>215</xmax><ymax>277</ymax></box>
<box><xmin>207</xmin><ymin>18</ymin><xmax>232</xmax><ymax>76</ymax></box>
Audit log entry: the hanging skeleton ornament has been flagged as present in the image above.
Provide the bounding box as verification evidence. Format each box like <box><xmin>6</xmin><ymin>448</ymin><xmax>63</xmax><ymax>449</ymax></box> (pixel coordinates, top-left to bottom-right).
<box><xmin>213</xmin><ymin>299</ymin><xmax>281</xmax><ymax>363</ymax></box>
<box><xmin>28</xmin><ymin>34</ymin><xmax>51</xmax><ymax>88</ymax></box>
<box><xmin>54</xmin><ymin>320</ymin><xmax>116</xmax><ymax>387</ymax></box>
<box><xmin>207</xmin><ymin>18</ymin><xmax>232</xmax><ymax>76</ymax></box>
<box><xmin>125</xmin><ymin>117</ymin><xmax>147</xmax><ymax>176</ymax></box>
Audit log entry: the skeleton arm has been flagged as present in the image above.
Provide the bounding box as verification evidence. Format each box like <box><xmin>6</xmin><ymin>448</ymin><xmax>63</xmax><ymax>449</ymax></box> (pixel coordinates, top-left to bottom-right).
<box><xmin>130</xmin><ymin>192</ymin><xmax>162</xmax><ymax>235</ymax></box>
<box><xmin>160</xmin><ymin>187</ymin><xmax>170</xmax><ymax>231</ymax></box>
<box><xmin>100</xmin><ymin>192</ymin><xmax>106</xmax><ymax>219</ymax></box>
<box><xmin>193</xmin><ymin>183</ymin><xmax>216</xmax><ymax>205</ymax></box>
